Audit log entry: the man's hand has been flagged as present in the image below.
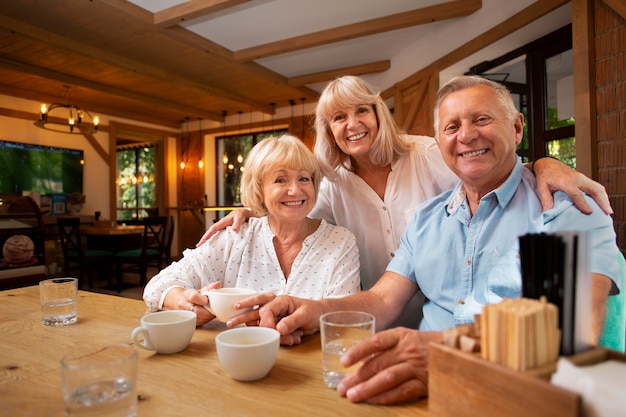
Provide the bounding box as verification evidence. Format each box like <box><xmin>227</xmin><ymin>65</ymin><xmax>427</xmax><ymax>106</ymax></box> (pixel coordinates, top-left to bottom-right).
<box><xmin>532</xmin><ymin>157</ymin><xmax>612</xmax><ymax>215</ymax></box>
<box><xmin>246</xmin><ymin>295</ymin><xmax>324</xmax><ymax>346</ymax></box>
<box><xmin>337</xmin><ymin>328</ymin><xmax>441</xmax><ymax>404</ymax></box>
<box><xmin>196</xmin><ymin>208</ymin><xmax>255</xmax><ymax>246</ymax></box>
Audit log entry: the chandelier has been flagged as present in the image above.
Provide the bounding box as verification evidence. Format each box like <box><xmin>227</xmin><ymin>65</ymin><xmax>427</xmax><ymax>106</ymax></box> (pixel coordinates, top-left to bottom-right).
<box><xmin>34</xmin><ymin>85</ymin><xmax>99</xmax><ymax>134</ymax></box>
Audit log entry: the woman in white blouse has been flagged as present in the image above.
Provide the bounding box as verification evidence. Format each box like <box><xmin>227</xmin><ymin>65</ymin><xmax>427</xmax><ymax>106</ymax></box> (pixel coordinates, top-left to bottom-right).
<box><xmin>143</xmin><ymin>134</ymin><xmax>360</xmax><ymax>325</ymax></box>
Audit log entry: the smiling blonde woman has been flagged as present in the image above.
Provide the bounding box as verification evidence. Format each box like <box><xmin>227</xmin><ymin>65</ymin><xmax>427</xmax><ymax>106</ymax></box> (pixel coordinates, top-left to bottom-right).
<box><xmin>144</xmin><ymin>135</ymin><xmax>361</xmax><ymax>326</ymax></box>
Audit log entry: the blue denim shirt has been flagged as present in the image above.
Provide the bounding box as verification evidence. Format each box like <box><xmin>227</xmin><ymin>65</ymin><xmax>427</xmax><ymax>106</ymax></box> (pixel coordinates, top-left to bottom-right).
<box><xmin>387</xmin><ymin>158</ymin><xmax>621</xmax><ymax>331</ymax></box>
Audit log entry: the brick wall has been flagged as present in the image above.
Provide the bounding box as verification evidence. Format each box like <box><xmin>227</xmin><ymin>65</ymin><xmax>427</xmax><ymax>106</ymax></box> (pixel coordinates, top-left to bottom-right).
<box><xmin>595</xmin><ymin>0</ymin><xmax>626</xmax><ymax>255</ymax></box>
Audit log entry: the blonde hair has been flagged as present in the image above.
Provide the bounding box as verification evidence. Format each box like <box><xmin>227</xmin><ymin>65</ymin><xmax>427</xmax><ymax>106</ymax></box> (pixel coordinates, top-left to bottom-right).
<box><xmin>240</xmin><ymin>135</ymin><xmax>321</xmax><ymax>216</ymax></box>
<box><xmin>434</xmin><ymin>76</ymin><xmax>520</xmax><ymax>140</ymax></box>
<box><xmin>314</xmin><ymin>75</ymin><xmax>412</xmax><ymax>180</ymax></box>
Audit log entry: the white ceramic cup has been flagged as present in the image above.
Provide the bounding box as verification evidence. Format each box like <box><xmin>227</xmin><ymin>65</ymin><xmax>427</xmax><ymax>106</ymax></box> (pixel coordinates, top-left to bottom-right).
<box><xmin>215</xmin><ymin>327</ymin><xmax>280</xmax><ymax>381</ymax></box>
<box><xmin>131</xmin><ymin>310</ymin><xmax>196</xmax><ymax>354</ymax></box>
<box><xmin>202</xmin><ymin>288</ymin><xmax>257</xmax><ymax>322</ymax></box>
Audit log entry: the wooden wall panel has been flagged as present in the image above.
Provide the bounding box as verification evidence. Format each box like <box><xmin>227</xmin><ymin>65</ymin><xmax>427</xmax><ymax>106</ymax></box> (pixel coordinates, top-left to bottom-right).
<box><xmin>393</xmin><ymin>68</ymin><xmax>438</xmax><ymax>137</ymax></box>
<box><xmin>177</xmin><ymin>130</ymin><xmax>205</xmax><ymax>251</ymax></box>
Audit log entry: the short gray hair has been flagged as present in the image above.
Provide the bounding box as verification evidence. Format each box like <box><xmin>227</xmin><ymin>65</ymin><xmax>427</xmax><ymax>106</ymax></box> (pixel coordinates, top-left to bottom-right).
<box><xmin>433</xmin><ymin>76</ymin><xmax>520</xmax><ymax>140</ymax></box>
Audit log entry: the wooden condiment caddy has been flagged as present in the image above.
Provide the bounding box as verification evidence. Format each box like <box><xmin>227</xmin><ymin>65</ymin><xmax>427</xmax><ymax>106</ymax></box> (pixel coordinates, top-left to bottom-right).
<box><xmin>429</xmin><ymin>343</ymin><xmax>626</xmax><ymax>417</ymax></box>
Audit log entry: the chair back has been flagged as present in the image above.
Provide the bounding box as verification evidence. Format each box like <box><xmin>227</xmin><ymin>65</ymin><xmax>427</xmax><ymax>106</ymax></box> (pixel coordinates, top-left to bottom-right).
<box><xmin>57</xmin><ymin>217</ymin><xmax>84</xmax><ymax>259</ymax></box>
<box><xmin>141</xmin><ymin>216</ymin><xmax>168</xmax><ymax>257</ymax></box>
<box><xmin>163</xmin><ymin>215</ymin><xmax>175</xmax><ymax>265</ymax></box>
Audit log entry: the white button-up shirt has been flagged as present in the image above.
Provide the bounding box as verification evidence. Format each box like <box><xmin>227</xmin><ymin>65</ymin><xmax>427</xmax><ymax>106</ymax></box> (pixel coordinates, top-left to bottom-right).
<box><xmin>309</xmin><ymin>135</ymin><xmax>458</xmax><ymax>327</ymax></box>
<box><xmin>144</xmin><ymin>217</ymin><xmax>360</xmax><ymax>311</ymax></box>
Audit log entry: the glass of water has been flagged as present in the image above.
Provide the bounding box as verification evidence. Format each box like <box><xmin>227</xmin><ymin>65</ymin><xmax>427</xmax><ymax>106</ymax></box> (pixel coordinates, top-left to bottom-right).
<box><xmin>39</xmin><ymin>277</ymin><xmax>78</xmax><ymax>326</ymax></box>
<box><xmin>320</xmin><ymin>311</ymin><xmax>375</xmax><ymax>389</ymax></box>
<box><xmin>61</xmin><ymin>344</ymin><xmax>138</xmax><ymax>417</ymax></box>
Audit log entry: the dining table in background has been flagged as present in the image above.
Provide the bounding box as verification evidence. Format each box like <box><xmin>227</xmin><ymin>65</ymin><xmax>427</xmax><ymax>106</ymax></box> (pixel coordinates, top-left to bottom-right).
<box><xmin>81</xmin><ymin>223</ymin><xmax>145</xmax><ymax>256</ymax></box>
<box><xmin>0</xmin><ymin>286</ymin><xmax>429</xmax><ymax>416</ymax></box>
<box><xmin>81</xmin><ymin>223</ymin><xmax>145</xmax><ymax>236</ymax></box>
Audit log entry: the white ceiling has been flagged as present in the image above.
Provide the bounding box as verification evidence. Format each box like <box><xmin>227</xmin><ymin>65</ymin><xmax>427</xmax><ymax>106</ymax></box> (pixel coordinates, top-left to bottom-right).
<box><xmin>129</xmin><ymin>0</ymin><xmax>573</xmax><ymax>98</ymax></box>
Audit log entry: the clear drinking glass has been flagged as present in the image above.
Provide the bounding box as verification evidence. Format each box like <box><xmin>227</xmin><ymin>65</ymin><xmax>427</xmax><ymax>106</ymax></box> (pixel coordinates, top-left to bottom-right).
<box><xmin>320</xmin><ymin>311</ymin><xmax>375</xmax><ymax>389</ymax></box>
<box><xmin>60</xmin><ymin>344</ymin><xmax>138</xmax><ymax>417</ymax></box>
<box><xmin>39</xmin><ymin>277</ymin><xmax>78</xmax><ymax>326</ymax></box>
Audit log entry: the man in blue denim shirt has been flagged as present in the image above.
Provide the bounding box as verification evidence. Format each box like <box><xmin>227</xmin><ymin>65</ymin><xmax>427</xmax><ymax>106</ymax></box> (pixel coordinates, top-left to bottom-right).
<box><xmin>237</xmin><ymin>76</ymin><xmax>622</xmax><ymax>405</ymax></box>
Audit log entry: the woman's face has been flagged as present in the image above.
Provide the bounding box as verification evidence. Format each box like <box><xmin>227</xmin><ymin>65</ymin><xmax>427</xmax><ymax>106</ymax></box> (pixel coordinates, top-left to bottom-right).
<box><xmin>328</xmin><ymin>104</ymin><xmax>379</xmax><ymax>159</ymax></box>
<box><xmin>262</xmin><ymin>166</ymin><xmax>316</xmax><ymax>223</ymax></box>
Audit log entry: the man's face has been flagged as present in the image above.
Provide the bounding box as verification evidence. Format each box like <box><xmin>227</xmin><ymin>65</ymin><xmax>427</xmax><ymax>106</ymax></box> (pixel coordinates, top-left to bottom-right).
<box><xmin>436</xmin><ymin>84</ymin><xmax>524</xmax><ymax>193</ymax></box>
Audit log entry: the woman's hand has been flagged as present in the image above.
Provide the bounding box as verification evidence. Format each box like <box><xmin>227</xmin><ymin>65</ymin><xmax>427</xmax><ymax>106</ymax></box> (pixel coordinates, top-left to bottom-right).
<box><xmin>162</xmin><ymin>282</ymin><xmax>222</xmax><ymax>326</ymax></box>
<box><xmin>532</xmin><ymin>157</ymin><xmax>612</xmax><ymax>215</ymax></box>
<box><xmin>196</xmin><ymin>209</ymin><xmax>255</xmax><ymax>246</ymax></box>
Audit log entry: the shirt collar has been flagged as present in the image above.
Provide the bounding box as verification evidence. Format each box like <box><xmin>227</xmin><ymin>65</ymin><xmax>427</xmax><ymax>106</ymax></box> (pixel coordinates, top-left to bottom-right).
<box><xmin>445</xmin><ymin>157</ymin><xmax>524</xmax><ymax>215</ymax></box>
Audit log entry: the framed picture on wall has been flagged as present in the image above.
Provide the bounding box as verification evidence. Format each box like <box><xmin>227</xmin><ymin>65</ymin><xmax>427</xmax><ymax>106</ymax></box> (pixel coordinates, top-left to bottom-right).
<box><xmin>51</xmin><ymin>194</ymin><xmax>66</xmax><ymax>215</ymax></box>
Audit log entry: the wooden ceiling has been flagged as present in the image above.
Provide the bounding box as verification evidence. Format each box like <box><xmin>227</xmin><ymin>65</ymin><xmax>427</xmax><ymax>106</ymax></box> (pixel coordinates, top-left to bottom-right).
<box><xmin>0</xmin><ymin>0</ymin><xmax>484</xmax><ymax>129</ymax></box>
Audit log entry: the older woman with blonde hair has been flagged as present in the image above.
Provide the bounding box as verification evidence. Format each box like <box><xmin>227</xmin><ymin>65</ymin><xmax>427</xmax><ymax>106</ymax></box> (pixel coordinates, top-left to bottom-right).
<box><xmin>143</xmin><ymin>134</ymin><xmax>360</xmax><ymax>326</ymax></box>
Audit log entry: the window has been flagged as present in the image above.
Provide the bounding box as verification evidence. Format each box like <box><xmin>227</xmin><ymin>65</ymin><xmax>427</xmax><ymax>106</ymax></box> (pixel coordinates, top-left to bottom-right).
<box><xmin>468</xmin><ymin>25</ymin><xmax>575</xmax><ymax>168</ymax></box>
<box><xmin>116</xmin><ymin>144</ymin><xmax>156</xmax><ymax>221</ymax></box>
<box><xmin>215</xmin><ymin>130</ymin><xmax>287</xmax><ymax>213</ymax></box>
<box><xmin>543</xmin><ymin>50</ymin><xmax>575</xmax><ymax>167</ymax></box>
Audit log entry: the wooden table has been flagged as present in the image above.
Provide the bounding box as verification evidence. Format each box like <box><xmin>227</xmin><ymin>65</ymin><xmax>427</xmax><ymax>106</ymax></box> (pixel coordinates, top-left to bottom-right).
<box><xmin>0</xmin><ymin>286</ymin><xmax>429</xmax><ymax>416</ymax></box>
<box><xmin>81</xmin><ymin>224</ymin><xmax>144</xmax><ymax>255</ymax></box>
<box><xmin>81</xmin><ymin>224</ymin><xmax>144</xmax><ymax>236</ymax></box>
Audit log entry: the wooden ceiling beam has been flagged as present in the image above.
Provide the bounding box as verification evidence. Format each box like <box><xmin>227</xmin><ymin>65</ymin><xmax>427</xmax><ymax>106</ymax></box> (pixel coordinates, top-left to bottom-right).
<box><xmin>0</xmin><ymin>86</ymin><xmax>179</xmax><ymax>129</ymax></box>
<box><xmin>287</xmin><ymin>60</ymin><xmax>391</xmax><ymax>87</ymax></box>
<box><xmin>154</xmin><ymin>0</ymin><xmax>253</xmax><ymax>28</ymax></box>
<box><xmin>93</xmin><ymin>0</ymin><xmax>375</xmax><ymax>104</ymax></box>
<box><xmin>0</xmin><ymin>14</ymin><xmax>273</xmax><ymax>116</ymax></box>
<box><xmin>96</xmin><ymin>0</ymin><xmax>154</xmax><ymax>22</ymax></box>
<box><xmin>233</xmin><ymin>0</ymin><xmax>482</xmax><ymax>62</ymax></box>
<box><xmin>412</xmin><ymin>0</ymin><xmax>570</xmax><ymax>79</ymax></box>
<box><xmin>102</xmin><ymin>0</ymin><xmax>319</xmax><ymax>106</ymax></box>
<box><xmin>0</xmin><ymin>57</ymin><xmax>222</xmax><ymax>123</ymax></box>
<box><xmin>162</xmin><ymin>26</ymin><xmax>320</xmax><ymax>104</ymax></box>
<box><xmin>603</xmin><ymin>0</ymin><xmax>626</xmax><ymax>19</ymax></box>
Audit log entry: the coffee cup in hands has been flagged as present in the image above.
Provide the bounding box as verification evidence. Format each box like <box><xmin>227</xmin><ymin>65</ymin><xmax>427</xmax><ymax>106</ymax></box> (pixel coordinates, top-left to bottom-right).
<box><xmin>215</xmin><ymin>327</ymin><xmax>280</xmax><ymax>381</ymax></box>
<box><xmin>202</xmin><ymin>288</ymin><xmax>256</xmax><ymax>322</ymax></box>
<box><xmin>131</xmin><ymin>310</ymin><xmax>196</xmax><ymax>354</ymax></box>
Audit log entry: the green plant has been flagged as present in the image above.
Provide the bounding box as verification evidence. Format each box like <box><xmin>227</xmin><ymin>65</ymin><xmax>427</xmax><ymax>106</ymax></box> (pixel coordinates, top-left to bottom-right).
<box><xmin>67</xmin><ymin>192</ymin><xmax>86</xmax><ymax>205</ymax></box>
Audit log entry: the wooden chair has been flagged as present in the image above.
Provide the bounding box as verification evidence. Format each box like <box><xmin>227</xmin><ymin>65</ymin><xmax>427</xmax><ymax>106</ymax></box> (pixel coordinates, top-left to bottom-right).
<box><xmin>115</xmin><ymin>216</ymin><xmax>167</xmax><ymax>292</ymax></box>
<box><xmin>163</xmin><ymin>215</ymin><xmax>175</xmax><ymax>266</ymax></box>
<box><xmin>57</xmin><ymin>217</ymin><xmax>114</xmax><ymax>289</ymax></box>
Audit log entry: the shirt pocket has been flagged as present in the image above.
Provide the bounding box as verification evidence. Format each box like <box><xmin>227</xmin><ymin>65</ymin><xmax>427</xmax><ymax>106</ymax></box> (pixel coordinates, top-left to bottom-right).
<box><xmin>486</xmin><ymin>248</ymin><xmax>522</xmax><ymax>302</ymax></box>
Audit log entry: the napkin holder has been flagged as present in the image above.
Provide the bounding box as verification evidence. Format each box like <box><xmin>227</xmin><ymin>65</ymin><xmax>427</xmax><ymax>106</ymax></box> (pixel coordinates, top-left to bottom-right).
<box><xmin>429</xmin><ymin>343</ymin><xmax>626</xmax><ymax>417</ymax></box>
